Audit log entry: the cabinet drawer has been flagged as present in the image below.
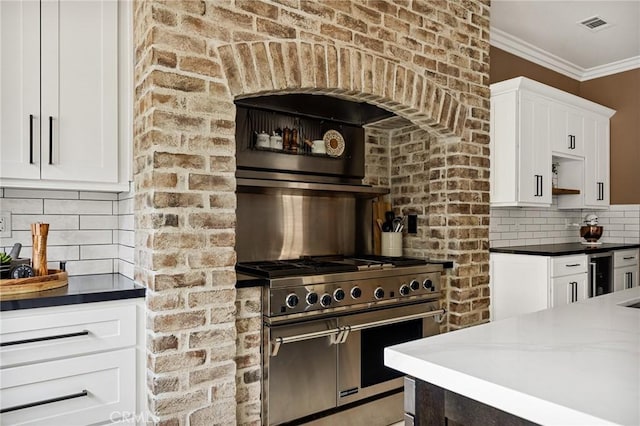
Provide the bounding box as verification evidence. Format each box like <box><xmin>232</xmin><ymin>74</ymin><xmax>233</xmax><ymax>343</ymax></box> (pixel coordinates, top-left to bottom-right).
<box><xmin>0</xmin><ymin>302</ymin><xmax>136</xmax><ymax>368</ymax></box>
<box><xmin>614</xmin><ymin>249</ymin><xmax>639</xmax><ymax>268</ymax></box>
<box><xmin>552</xmin><ymin>255</ymin><xmax>588</xmax><ymax>277</ymax></box>
<box><xmin>0</xmin><ymin>348</ymin><xmax>135</xmax><ymax>425</ymax></box>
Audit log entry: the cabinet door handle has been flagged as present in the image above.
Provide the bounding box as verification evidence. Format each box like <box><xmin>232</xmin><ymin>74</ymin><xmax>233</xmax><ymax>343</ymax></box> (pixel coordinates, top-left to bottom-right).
<box><xmin>567</xmin><ymin>135</ymin><xmax>575</xmax><ymax>149</ymax></box>
<box><xmin>534</xmin><ymin>175</ymin><xmax>542</xmax><ymax>197</ymax></box>
<box><xmin>626</xmin><ymin>272</ymin><xmax>633</xmax><ymax>289</ymax></box>
<box><xmin>590</xmin><ymin>262</ymin><xmax>596</xmax><ymax>297</ymax></box>
<box><xmin>29</xmin><ymin>114</ymin><xmax>34</xmax><ymax>164</ymax></box>
<box><xmin>48</xmin><ymin>116</ymin><xmax>54</xmax><ymax>165</ymax></box>
<box><xmin>0</xmin><ymin>390</ymin><xmax>88</xmax><ymax>414</ymax></box>
<box><xmin>0</xmin><ymin>330</ymin><xmax>89</xmax><ymax>347</ymax></box>
<box><xmin>596</xmin><ymin>182</ymin><xmax>604</xmax><ymax>201</ymax></box>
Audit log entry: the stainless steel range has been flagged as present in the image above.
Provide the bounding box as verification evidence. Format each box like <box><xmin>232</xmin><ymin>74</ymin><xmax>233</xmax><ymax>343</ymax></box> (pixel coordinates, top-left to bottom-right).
<box><xmin>237</xmin><ymin>255</ymin><xmax>445</xmax><ymax>425</ymax></box>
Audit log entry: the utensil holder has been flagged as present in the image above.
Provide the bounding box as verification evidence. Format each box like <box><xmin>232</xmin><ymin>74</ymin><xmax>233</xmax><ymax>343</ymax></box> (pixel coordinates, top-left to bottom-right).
<box><xmin>31</xmin><ymin>223</ymin><xmax>49</xmax><ymax>276</ymax></box>
<box><xmin>381</xmin><ymin>232</ymin><xmax>402</xmax><ymax>257</ymax></box>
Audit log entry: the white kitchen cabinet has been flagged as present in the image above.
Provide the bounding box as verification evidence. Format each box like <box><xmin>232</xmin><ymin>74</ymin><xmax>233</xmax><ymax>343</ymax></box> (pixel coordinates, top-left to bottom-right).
<box><xmin>0</xmin><ymin>0</ymin><xmax>131</xmax><ymax>192</ymax></box>
<box><xmin>550</xmin><ymin>103</ymin><xmax>584</xmax><ymax>157</ymax></box>
<box><xmin>0</xmin><ymin>299</ymin><xmax>146</xmax><ymax>424</ymax></box>
<box><xmin>490</xmin><ymin>253</ymin><xmax>588</xmax><ymax>320</ymax></box>
<box><xmin>490</xmin><ymin>81</ymin><xmax>552</xmax><ymax>207</ymax></box>
<box><xmin>491</xmin><ymin>77</ymin><xmax>615</xmax><ymax>209</ymax></box>
<box><xmin>614</xmin><ymin>249</ymin><xmax>639</xmax><ymax>291</ymax></box>
<box><xmin>551</xmin><ymin>274</ymin><xmax>588</xmax><ymax>307</ymax></box>
<box><xmin>582</xmin><ymin>116</ymin><xmax>610</xmax><ymax>208</ymax></box>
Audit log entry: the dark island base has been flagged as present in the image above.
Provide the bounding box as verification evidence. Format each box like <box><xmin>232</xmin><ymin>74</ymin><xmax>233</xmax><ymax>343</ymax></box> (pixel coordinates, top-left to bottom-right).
<box><xmin>410</xmin><ymin>379</ymin><xmax>538</xmax><ymax>426</ymax></box>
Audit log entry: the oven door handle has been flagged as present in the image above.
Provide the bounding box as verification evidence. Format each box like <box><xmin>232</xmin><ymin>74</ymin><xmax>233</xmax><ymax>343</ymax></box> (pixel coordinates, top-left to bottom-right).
<box><xmin>345</xmin><ymin>309</ymin><xmax>447</xmax><ymax>334</ymax></box>
<box><xmin>271</xmin><ymin>327</ymin><xmax>342</xmax><ymax>357</ymax></box>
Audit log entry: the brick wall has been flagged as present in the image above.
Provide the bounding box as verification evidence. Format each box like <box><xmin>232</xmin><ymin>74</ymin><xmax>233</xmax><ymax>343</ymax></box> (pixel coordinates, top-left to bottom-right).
<box><xmin>133</xmin><ymin>0</ymin><xmax>490</xmax><ymax>423</ymax></box>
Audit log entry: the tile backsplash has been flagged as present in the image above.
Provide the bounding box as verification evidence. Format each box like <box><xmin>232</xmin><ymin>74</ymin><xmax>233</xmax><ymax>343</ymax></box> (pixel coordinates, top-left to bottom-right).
<box><xmin>0</xmin><ymin>187</ymin><xmax>134</xmax><ymax>278</ymax></box>
<box><xmin>490</xmin><ymin>201</ymin><xmax>640</xmax><ymax>247</ymax></box>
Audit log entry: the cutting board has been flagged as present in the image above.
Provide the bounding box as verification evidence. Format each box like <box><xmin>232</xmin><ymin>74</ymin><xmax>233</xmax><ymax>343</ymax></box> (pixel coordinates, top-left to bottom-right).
<box><xmin>0</xmin><ymin>269</ymin><xmax>68</xmax><ymax>297</ymax></box>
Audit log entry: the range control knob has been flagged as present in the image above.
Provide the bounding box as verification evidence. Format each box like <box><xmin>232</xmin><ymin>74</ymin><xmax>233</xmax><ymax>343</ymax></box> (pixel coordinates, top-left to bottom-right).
<box><xmin>320</xmin><ymin>293</ymin><xmax>332</xmax><ymax>307</ymax></box>
<box><xmin>285</xmin><ymin>293</ymin><xmax>299</xmax><ymax>308</ymax></box>
<box><xmin>351</xmin><ymin>286</ymin><xmax>362</xmax><ymax>299</ymax></box>
<box><xmin>399</xmin><ymin>285</ymin><xmax>410</xmax><ymax>296</ymax></box>
<box><xmin>334</xmin><ymin>288</ymin><xmax>345</xmax><ymax>301</ymax></box>
<box><xmin>306</xmin><ymin>292</ymin><xmax>318</xmax><ymax>305</ymax></box>
<box><xmin>423</xmin><ymin>279</ymin><xmax>434</xmax><ymax>290</ymax></box>
<box><xmin>410</xmin><ymin>279</ymin><xmax>420</xmax><ymax>291</ymax></box>
<box><xmin>374</xmin><ymin>287</ymin><xmax>385</xmax><ymax>300</ymax></box>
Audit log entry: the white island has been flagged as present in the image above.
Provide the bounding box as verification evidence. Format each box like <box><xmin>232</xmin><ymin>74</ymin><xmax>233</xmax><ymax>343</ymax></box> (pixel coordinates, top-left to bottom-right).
<box><xmin>385</xmin><ymin>287</ymin><xmax>640</xmax><ymax>425</ymax></box>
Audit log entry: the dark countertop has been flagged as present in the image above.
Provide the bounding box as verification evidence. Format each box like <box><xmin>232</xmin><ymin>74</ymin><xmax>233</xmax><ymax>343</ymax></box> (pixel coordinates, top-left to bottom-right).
<box><xmin>235</xmin><ymin>259</ymin><xmax>455</xmax><ymax>288</ymax></box>
<box><xmin>490</xmin><ymin>242</ymin><xmax>640</xmax><ymax>257</ymax></box>
<box><xmin>1</xmin><ymin>273</ymin><xmax>145</xmax><ymax>311</ymax></box>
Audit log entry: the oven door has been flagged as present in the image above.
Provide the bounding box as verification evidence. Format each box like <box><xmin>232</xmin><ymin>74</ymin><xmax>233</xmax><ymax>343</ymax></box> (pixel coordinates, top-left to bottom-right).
<box><xmin>337</xmin><ymin>301</ymin><xmax>443</xmax><ymax>406</ymax></box>
<box><xmin>264</xmin><ymin>317</ymin><xmax>339</xmax><ymax>425</ymax></box>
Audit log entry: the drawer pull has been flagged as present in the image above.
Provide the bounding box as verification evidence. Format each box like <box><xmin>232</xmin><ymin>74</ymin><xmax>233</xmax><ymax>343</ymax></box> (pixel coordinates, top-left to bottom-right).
<box><xmin>623</xmin><ymin>256</ymin><xmax>636</xmax><ymax>260</ymax></box>
<box><xmin>0</xmin><ymin>330</ymin><xmax>89</xmax><ymax>347</ymax></box>
<box><xmin>565</xmin><ymin>263</ymin><xmax>581</xmax><ymax>267</ymax></box>
<box><xmin>0</xmin><ymin>389</ymin><xmax>88</xmax><ymax>414</ymax></box>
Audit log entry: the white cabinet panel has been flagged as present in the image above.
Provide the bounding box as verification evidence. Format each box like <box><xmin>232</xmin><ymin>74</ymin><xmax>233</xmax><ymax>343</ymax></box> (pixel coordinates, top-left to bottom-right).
<box><xmin>583</xmin><ymin>116</ymin><xmax>610</xmax><ymax>208</ymax></box>
<box><xmin>614</xmin><ymin>249</ymin><xmax>638</xmax><ymax>292</ymax></box>
<box><xmin>0</xmin><ymin>0</ymin><xmax>130</xmax><ymax>191</ymax></box>
<box><xmin>550</xmin><ymin>104</ymin><xmax>584</xmax><ymax>157</ymax></box>
<box><xmin>0</xmin><ymin>0</ymin><xmax>41</xmax><ymax>180</ymax></box>
<box><xmin>0</xmin><ymin>304</ymin><xmax>136</xmax><ymax>368</ymax></box>
<box><xmin>0</xmin><ymin>349</ymin><xmax>135</xmax><ymax>426</ymax></box>
<box><xmin>40</xmin><ymin>0</ymin><xmax>118</xmax><ymax>183</ymax></box>
<box><xmin>551</xmin><ymin>274</ymin><xmax>588</xmax><ymax>307</ymax></box>
<box><xmin>490</xmin><ymin>81</ymin><xmax>551</xmax><ymax>207</ymax></box>
<box><xmin>552</xmin><ymin>254</ymin><xmax>588</xmax><ymax>277</ymax></box>
<box><xmin>614</xmin><ymin>266</ymin><xmax>637</xmax><ymax>292</ymax></box>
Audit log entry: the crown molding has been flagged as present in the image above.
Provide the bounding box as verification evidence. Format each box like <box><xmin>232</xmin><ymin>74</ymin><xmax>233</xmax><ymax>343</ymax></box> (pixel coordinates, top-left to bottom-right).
<box><xmin>490</xmin><ymin>27</ymin><xmax>640</xmax><ymax>82</ymax></box>
<box><xmin>581</xmin><ymin>55</ymin><xmax>640</xmax><ymax>80</ymax></box>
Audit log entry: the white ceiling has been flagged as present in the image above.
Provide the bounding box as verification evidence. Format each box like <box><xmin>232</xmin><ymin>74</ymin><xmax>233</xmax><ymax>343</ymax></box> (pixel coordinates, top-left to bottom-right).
<box><xmin>490</xmin><ymin>0</ymin><xmax>640</xmax><ymax>80</ymax></box>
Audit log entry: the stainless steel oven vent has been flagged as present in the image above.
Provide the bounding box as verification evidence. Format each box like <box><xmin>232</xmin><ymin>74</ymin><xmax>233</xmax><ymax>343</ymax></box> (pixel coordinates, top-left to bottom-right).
<box><xmin>578</xmin><ymin>16</ymin><xmax>610</xmax><ymax>31</ymax></box>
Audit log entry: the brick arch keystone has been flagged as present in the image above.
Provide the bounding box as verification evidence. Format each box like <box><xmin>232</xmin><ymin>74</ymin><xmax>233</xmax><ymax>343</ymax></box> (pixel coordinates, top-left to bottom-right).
<box><xmin>216</xmin><ymin>41</ymin><xmax>467</xmax><ymax>137</ymax></box>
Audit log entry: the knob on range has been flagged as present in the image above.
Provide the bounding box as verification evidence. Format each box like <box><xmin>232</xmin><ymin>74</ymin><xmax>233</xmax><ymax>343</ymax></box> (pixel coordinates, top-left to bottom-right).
<box><xmin>410</xmin><ymin>280</ymin><xmax>420</xmax><ymax>291</ymax></box>
<box><xmin>320</xmin><ymin>293</ymin><xmax>332</xmax><ymax>307</ymax></box>
<box><xmin>333</xmin><ymin>288</ymin><xmax>345</xmax><ymax>301</ymax></box>
<box><xmin>423</xmin><ymin>279</ymin><xmax>434</xmax><ymax>290</ymax></box>
<box><xmin>306</xmin><ymin>292</ymin><xmax>318</xmax><ymax>305</ymax></box>
<box><xmin>285</xmin><ymin>293</ymin><xmax>299</xmax><ymax>308</ymax></box>
<box><xmin>399</xmin><ymin>285</ymin><xmax>410</xmax><ymax>296</ymax></box>
<box><xmin>351</xmin><ymin>286</ymin><xmax>362</xmax><ymax>299</ymax></box>
<box><xmin>374</xmin><ymin>287</ymin><xmax>385</xmax><ymax>300</ymax></box>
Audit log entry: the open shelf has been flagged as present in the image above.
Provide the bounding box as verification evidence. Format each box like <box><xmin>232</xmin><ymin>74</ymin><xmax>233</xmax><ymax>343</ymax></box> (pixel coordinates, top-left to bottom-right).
<box><xmin>552</xmin><ymin>187</ymin><xmax>580</xmax><ymax>195</ymax></box>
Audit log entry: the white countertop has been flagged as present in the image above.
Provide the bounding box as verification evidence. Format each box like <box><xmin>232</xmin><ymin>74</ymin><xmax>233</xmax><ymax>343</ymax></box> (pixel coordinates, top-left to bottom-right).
<box><xmin>385</xmin><ymin>287</ymin><xmax>640</xmax><ymax>425</ymax></box>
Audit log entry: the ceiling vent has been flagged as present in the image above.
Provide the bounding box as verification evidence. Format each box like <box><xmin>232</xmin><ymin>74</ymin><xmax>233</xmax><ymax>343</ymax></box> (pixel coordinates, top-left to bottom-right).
<box><xmin>578</xmin><ymin>16</ymin><xmax>611</xmax><ymax>31</ymax></box>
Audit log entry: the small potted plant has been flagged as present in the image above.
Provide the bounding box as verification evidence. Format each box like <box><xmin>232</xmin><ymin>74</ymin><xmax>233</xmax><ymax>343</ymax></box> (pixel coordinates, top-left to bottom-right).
<box><xmin>0</xmin><ymin>252</ymin><xmax>12</xmax><ymax>279</ymax></box>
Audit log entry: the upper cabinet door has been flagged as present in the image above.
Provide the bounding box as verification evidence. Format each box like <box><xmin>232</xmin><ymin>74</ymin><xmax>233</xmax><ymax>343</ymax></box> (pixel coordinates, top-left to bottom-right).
<box><xmin>40</xmin><ymin>0</ymin><xmax>119</xmax><ymax>183</ymax></box>
<box><xmin>550</xmin><ymin>104</ymin><xmax>585</xmax><ymax>157</ymax></box>
<box><xmin>0</xmin><ymin>0</ymin><xmax>41</xmax><ymax>180</ymax></box>
<box><xmin>518</xmin><ymin>92</ymin><xmax>552</xmax><ymax>206</ymax></box>
<box><xmin>583</xmin><ymin>116</ymin><xmax>610</xmax><ymax>208</ymax></box>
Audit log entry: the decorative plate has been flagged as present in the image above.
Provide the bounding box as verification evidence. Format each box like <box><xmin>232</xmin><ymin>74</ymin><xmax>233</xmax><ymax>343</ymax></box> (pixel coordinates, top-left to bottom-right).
<box><xmin>323</xmin><ymin>130</ymin><xmax>345</xmax><ymax>157</ymax></box>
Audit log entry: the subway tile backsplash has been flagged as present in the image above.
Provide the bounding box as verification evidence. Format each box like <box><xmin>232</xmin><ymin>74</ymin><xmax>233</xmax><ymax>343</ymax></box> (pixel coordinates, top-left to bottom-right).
<box><xmin>490</xmin><ymin>201</ymin><xmax>640</xmax><ymax>247</ymax></box>
<box><xmin>0</xmin><ymin>187</ymin><xmax>134</xmax><ymax>278</ymax></box>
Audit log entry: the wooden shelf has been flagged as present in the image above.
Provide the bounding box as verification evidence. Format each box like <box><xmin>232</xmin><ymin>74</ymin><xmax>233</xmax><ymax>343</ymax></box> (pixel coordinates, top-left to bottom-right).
<box><xmin>552</xmin><ymin>187</ymin><xmax>580</xmax><ymax>195</ymax></box>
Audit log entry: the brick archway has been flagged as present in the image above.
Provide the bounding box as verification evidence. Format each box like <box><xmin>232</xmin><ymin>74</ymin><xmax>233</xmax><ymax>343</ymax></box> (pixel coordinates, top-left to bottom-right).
<box><xmin>134</xmin><ymin>1</ymin><xmax>490</xmax><ymax>424</ymax></box>
<box><xmin>216</xmin><ymin>41</ymin><xmax>468</xmax><ymax>137</ymax></box>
